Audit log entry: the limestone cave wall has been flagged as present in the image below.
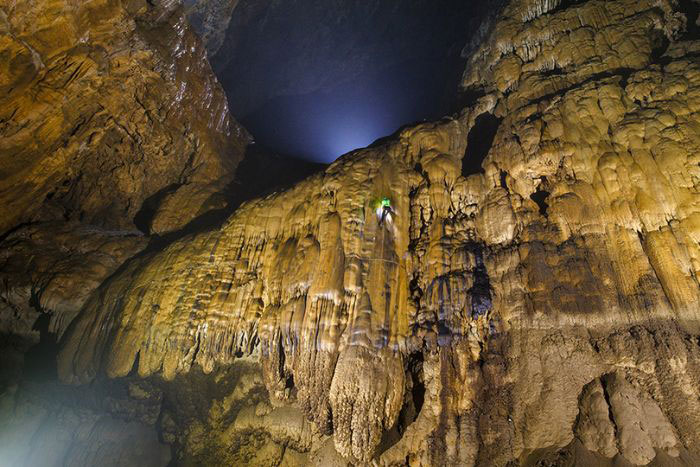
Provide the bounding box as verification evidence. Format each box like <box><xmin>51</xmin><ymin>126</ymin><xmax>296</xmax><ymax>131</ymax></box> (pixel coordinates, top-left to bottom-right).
<box><xmin>0</xmin><ymin>0</ymin><xmax>249</xmax><ymax>236</ymax></box>
<box><xmin>3</xmin><ymin>0</ymin><xmax>700</xmax><ymax>465</ymax></box>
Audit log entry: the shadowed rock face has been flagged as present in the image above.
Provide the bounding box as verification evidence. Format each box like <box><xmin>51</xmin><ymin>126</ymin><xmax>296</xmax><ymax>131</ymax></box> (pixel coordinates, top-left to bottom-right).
<box><xmin>0</xmin><ymin>222</ymin><xmax>148</xmax><ymax>352</ymax></box>
<box><xmin>0</xmin><ymin>0</ymin><xmax>249</xmax><ymax>236</ymax></box>
<box><xmin>0</xmin><ymin>0</ymin><xmax>248</xmax><ymax>462</ymax></box>
<box><xmin>3</xmin><ymin>0</ymin><xmax>700</xmax><ymax>465</ymax></box>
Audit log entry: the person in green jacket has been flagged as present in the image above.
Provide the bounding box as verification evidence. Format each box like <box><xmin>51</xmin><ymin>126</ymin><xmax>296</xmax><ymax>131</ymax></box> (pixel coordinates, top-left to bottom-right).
<box><xmin>379</xmin><ymin>197</ymin><xmax>395</xmax><ymax>226</ymax></box>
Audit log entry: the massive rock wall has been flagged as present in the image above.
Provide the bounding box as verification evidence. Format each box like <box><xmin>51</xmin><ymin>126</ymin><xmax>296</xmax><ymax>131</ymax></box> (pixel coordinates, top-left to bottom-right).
<box><xmin>0</xmin><ymin>0</ymin><xmax>248</xmax><ymax>236</ymax></box>
<box><xmin>0</xmin><ymin>2</ymin><xmax>249</xmax><ymax>463</ymax></box>
<box><xmin>56</xmin><ymin>0</ymin><xmax>700</xmax><ymax>464</ymax></box>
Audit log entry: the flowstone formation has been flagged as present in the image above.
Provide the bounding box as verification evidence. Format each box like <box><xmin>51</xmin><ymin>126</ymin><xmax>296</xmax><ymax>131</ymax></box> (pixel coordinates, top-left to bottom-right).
<box><xmin>2</xmin><ymin>0</ymin><xmax>700</xmax><ymax>465</ymax></box>
<box><xmin>53</xmin><ymin>0</ymin><xmax>700</xmax><ymax>464</ymax></box>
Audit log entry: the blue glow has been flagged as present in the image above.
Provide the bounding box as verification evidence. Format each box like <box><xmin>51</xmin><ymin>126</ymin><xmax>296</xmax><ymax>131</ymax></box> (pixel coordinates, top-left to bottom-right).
<box><xmin>240</xmin><ymin>57</ymin><xmax>454</xmax><ymax>163</ymax></box>
<box><xmin>216</xmin><ymin>1</ymin><xmax>496</xmax><ymax>164</ymax></box>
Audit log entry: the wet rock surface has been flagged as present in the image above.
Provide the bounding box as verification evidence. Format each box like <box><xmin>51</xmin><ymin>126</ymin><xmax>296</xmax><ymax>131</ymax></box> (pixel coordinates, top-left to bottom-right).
<box><xmin>3</xmin><ymin>0</ymin><xmax>700</xmax><ymax>465</ymax></box>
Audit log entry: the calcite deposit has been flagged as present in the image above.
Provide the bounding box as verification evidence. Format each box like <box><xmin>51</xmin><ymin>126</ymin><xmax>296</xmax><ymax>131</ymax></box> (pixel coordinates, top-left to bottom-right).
<box><xmin>52</xmin><ymin>0</ymin><xmax>700</xmax><ymax>464</ymax></box>
<box><xmin>4</xmin><ymin>0</ymin><xmax>700</xmax><ymax>465</ymax></box>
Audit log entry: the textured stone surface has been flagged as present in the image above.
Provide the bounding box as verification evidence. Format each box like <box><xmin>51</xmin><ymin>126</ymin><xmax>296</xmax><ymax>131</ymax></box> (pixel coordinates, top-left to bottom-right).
<box><xmin>59</xmin><ymin>0</ymin><xmax>700</xmax><ymax>458</ymax></box>
<box><xmin>5</xmin><ymin>0</ymin><xmax>700</xmax><ymax>465</ymax></box>
<box><xmin>0</xmin><ymin>0</ymin><xmax>248</xmax><ymax>236</ymax></box>
<box><xmin>0</xmin><ymin>222</ymin><xmax>148</xmax><ymax>388</ymax></box>
<box><xmin>0</xmin><ymin>222</ymin><xmax>147</xmax><ymax>337</ymax></box>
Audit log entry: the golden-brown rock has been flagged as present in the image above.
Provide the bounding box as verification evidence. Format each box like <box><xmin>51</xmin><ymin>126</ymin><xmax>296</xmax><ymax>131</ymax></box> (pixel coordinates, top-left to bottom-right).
<box><xmin>0</xmin><ymin>0</ymin><xmax>248</xmax><ymax>236</ymax></box>
<box><xmin>0</xmin><ymin>222</ymin><xmax>147</xmax><ymax>338</ymax></box>
<box><xmin>52</xmin><ymin>0</ymin><xmax>700</xmax><ymax>464</ymax></box>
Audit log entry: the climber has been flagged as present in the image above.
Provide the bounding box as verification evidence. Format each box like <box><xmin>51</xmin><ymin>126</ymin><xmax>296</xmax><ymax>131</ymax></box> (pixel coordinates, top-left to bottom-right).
<box><xmin>378</xmin><ymin>197</ymin><xmax>395</xmax><ymax>226</ymax></box>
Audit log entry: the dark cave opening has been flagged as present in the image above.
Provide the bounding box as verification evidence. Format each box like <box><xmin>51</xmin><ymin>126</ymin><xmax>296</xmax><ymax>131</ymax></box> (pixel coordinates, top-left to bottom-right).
<box><xmin>541</xmin><ymin>65</ymin><xmax>566</xmax><ymax>77</ymax></box>
<box><xmin>637</xmin><ymin>229</ymin><xmax>646</xmax><ymax>245</ymax></box>
<box><xmin>377</xmin><ymin>351</ymin><xmax>426</xmax><ymax>456</ymax></box>
<box><xmin>539</xmin><ymin>0</ymin><xmax>587</xmax><ymax>19</ymax></box>
<box><xmin>650</xmin><ymin>29</ymin><xmax>671</xmax><ymax>64</ymax></box>
<box><xmin>500</xmin><ymin>170</ymin><xmax>509</xmax><ymax>190</ymax></box>
<box><xmin>211</xmin><ymin>0</ymin><xmax>497</xmax><ymax>163</ymax></box>
<box><xmin>285</xmin><ymin>374</ymin><xmax>295</xmax><ymax>391</ymax></box>
<box><xmin>238</xmin><ymin>55</ymin><xmax>460</xmax><ymax>162</ymax></box>
<box><xmin>677</xmin><ymin>0</ymin><xmax>700</xmax><ymax>39</ymax></box>
<box><xmin>462</xmin><ymin>112</ymin><xmax>502</xmax><ymax>177</ymax></box>
<box><xmin>398</xmin><ymin>351</ymin><xmax>426</xmax><ymax>434</ymax></box>
<box><xmin>530</xmin><ymin>190</ymin><xmax>550</xmax><ymax>217</ymax></box>
<box><xmin>23</xmin><ymin>312</ymin><xmax>58</xmax><ymax>382</ymax></box>
<box><xmin>530</xmin><ymin>177</ymin><xmax>551</xmax><ymax>217</ymax></box>
<box><xmin>466</xmin><ymin>243</ymin><xmax>493</xmax><ymax>319</ymax></box>
<box><xmin>408</xmin><ymin>352</ymin><xmax>426</xmax><ymax>419</ymax></box>
<box><xmin>133</xmin><ymin>183</ymin><xmax>180</xmax><ymax>234</ymax></box>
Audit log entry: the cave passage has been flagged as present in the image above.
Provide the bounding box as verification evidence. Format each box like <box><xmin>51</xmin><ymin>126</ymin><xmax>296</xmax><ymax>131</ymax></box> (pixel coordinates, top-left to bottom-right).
<box><xmin>211</xmin><ymin>0</ymin><xmax>497</xmax><ymax>163</ymax></box>
<box><xmin>462</xmin><ymin>112</ymin><xmax>502</xmax><ymax>176</ymax></box>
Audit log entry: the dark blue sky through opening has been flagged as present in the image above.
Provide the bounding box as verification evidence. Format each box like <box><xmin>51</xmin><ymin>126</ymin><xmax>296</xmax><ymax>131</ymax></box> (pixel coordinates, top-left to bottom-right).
<box><xmin>240</xmin><ymin>56</ymin><xmax>458</xmax><ymax>162</ymax></box>
<box><xmin>214</xmin><ymin>1</ymin><xmax>493</xmax><ymax>163</ymax></box>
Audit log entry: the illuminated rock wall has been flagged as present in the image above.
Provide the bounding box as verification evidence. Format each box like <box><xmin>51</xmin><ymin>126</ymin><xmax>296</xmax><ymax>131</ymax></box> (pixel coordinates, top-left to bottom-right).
<box><xmin>56</xmin><ymin>0</ymin><xmax>700</xmax><ymax>463</ymax></box>
<box><xmin>0</xmin><ymin>2</ymin><xmax>247</xmax><ymax>462</ymax></box>
<box><xmin>0</xmin><ymin>0</ymin><xmax>248</xmax><ymax>235</ymax></box>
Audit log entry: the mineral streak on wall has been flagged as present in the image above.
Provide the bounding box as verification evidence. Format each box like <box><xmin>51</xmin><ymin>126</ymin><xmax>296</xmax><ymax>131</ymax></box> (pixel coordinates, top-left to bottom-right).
<box><xmin>55</xmin><ymin>0</ymin><xmax>700</xmax><ymax>464</ymax></box>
